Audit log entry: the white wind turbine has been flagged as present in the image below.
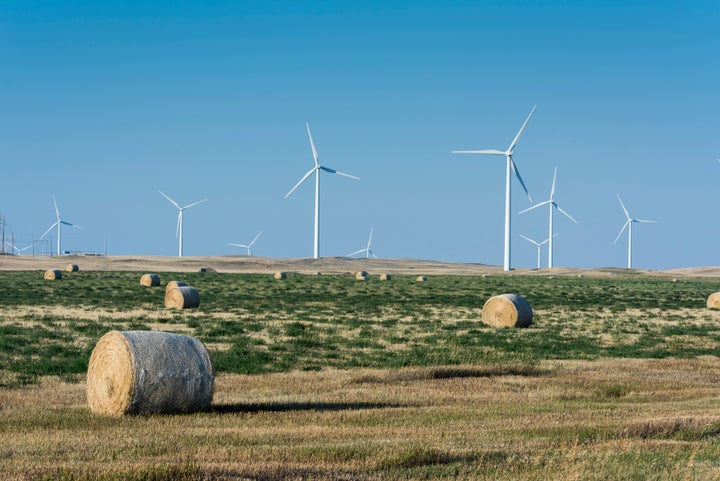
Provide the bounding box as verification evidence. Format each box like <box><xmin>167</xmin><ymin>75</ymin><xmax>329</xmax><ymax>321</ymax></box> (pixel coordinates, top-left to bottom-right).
<box><xmin>7</xmin><ymin>242</ymin><xmax>32</xmax><ymax>255</ymax></box>
<box><xmin>519</xmin><ymin>233</ymin><xmax>556</xmax><ymax>270</ymax></box>
<box><xmin>347</xmin><ymin>227</ymin><xmax>377</xmax><ymax>258</ymax></box>
<box><xmin>159</xmin><ymin>191</ymin><xmax>208</xmax><ymax>257</ymax></box>
<box><xmin>228</xmin><ymin>230</ymin><xmax>263</xmax><ymax>256</ymax></box>
<box><xmin>518</xmin><ymin>167</ymin><xmax>577</xmax><ymax>268</ymax></box>
<box><xmin>40</xmin><ymin>196</ymin><xmax>82</xmax><ymax>256</ymax></box>
<box><xmin>614</xmin><ymin>195</ymin><xmax>657</xmax><ymax>269</ymax></box>
<box><xmin>452</xmin><ymin>105</ymin><xmax>536</xmax><ymax>271</ymax></box>
<box><xmin>285</xmin><ymin>122</ymin><xmax>359</xmax><ymax>259</ymax></box>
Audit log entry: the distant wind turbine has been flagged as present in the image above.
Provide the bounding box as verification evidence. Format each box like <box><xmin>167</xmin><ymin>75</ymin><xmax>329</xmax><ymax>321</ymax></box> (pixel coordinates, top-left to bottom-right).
<box><xmin>6</xmin><ymin>242</ymin><xmax>32</xmax><ymax>255</ymax></box>
<box><xmin>347</xmin><ymin>227</ymin><xmax>377</xmax><ymax>258</ymax></box>
<box><xmin>159</xmin><ymin>191</ymin><xmax>208</xmax><ymax>257</ymax></box>
<box><xmin>519</xmin><ymin>234</ymin><xmax>556</xmax><ymax>270</ymax></box>
<box><xmin>452</xmin><ymin>105</ymin><xmax>536</xmax><ymax>271</ymax></box>
<box><xmin>614</xmin><ymin>195</ymin><xmax>657</xmax><ymax>269</ymax></box>
<box><xmin>228</xmin><ymin>230</ymin><xmax>263</xmax><ymax>256</ymax></box>
<box><xmin>285</xmin><ymin>122</ymin><xmax>359</xmax><ymax>259</ymax></box>
<box><xmin>40</xmin><ymin>196</ymin><xmax>82</xmax><ymax>256</ymax></box>
<box><xmin>518</xmin><ymin>167</ymin><xmax>577</xmax><ymax>268</ymax></box>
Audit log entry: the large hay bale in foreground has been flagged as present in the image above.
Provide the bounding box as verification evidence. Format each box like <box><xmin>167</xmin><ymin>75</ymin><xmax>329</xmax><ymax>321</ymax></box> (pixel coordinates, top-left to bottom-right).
<box><xmin>44</xmin><ymin>269</ymin><xmax>62</xmax><ymax>280</ymax></box>
<box><xmin>66</xmin><ymin>264</ymin><xmax>79</xmax><ymax>272</ymax></box>
<box><xmin>482</xmin><ymin>294</ymin><xmax>533</xmax><ymax>328</ymax></box>
<box><xmin>140</xmin><ymin>273</ymin><xmax>161</xmax><ymax>287</ymax></box>
<box><xmin>274</xmin><ymin>272</ymin><xmax>287</xmax><ymax>280</ymax></box>
<box><xmin>708</xmin><ymin>292</ymin><xmax>720</xmax><ymax>309</ymax></box>
<box><xmin>86</xmin><ymin>330</ymin><xmax>214</xmax><ymax>416</ymax></box>
<box><xmin>165</xmin><ymin>286</ymin><xmax>201</xmax><ymax>309</ymax></box>
<box><xmin>166</xmin><ymin>280</ymin><xmax>188</xmax><ymax>293</ymax></box>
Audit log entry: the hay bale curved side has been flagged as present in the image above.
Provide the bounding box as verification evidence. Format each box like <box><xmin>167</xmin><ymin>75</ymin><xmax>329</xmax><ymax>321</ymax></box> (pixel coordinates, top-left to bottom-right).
<box><xmin>708</xmin><ymin>292</ymin><xmax>720</xmax><ymax>309</ymax></box>
<box><xmin>44</xmin><ymin>269</ymin><xmax>62</xmax><ymax>280</ymax></box>
<box><xmin>165</xmin><ymin>285</ymin><xmax>200</xmax><ymax>309</ymax></box>
<box><xmin>66</xmin><ymin>264</ymin><xmax>79</xmax><ymax>272</ymax></box>
<box><xmin>86</xmin><ymin>330</ymin><xmax>214</xmax><ymax>416</ymax></box>
<box><xmin>482</xmin><ymin>294</ymin><xmax>533</xmax><ymax>328</ymax></box>
<box><xmin>165</xmin><ymin>280</ymin><xmax>188</xmax><ymax>293</ymax></box>
<box><xmin>140</xmin><ymin>273</ymin><xmax>161</xmax><ymax>287</ymax></box>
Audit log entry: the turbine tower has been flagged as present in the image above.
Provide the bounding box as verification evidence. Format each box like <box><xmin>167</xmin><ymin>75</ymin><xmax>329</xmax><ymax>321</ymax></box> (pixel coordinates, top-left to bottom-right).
<box><xmin>518</xmin><ymin>167</ymin><xmax>577</xmax><ymax>268</ymax></box>
<box><xmin>159</xmin><ymin>191</ymin><xmax>207</xmax><ymax>257</ymax></box>
<box><xmin>452</xmin><ymin>105</ymin><xmax>536</xmax><ymax>271</ymax></box>
<box><xmin>228</xmin><ymin>230</ymin><xmax>263</xmax><ymax>256</ymax></box>
<box><xmin>40</xmin><ymin>196</ymin><xmax>82</xmax><ymax>256</ymax></box>
<box><xmin>347</xmin><ymin>227</ymin><xmax>377</xmax><ymax>258</ymax></box>
<box><xmin>519</xmin><ymin>234</ymin><xmax>555</xmax><ymax>270</ymax></box>
<box><xmin>614</xmin><ymin>195</ymin><xmax>657</xmax><ymax>269</ymax></box>
<box><xmin>285</xmin><ymin>122</ymin><xmax>359</xmax><ymax>259</ymax></box>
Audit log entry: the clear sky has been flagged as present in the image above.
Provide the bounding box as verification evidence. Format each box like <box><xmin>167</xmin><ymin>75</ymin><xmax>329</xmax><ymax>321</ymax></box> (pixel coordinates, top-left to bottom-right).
<box><xmin>1</xmin><ymin>1</ymin><xmax>718</xmax><ymax>269</ymax></box>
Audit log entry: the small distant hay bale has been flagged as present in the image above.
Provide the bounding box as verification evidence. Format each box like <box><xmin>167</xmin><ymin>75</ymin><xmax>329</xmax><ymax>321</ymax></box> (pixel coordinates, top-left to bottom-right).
<box><xmin>379</xmin><ymin>274</ymin><xmax>391</xmax><ymax>281</ymax></box>
<box><xmin>66</xmin><ymin>264</ymin><xmax>79</xmax><ymax>272</ymax></box>
<box><xmin>165</xmin><ymin>286</ymin><xmax>201</xmax><ymax>309</ymax></box>
<box><xmin>707</xmin><ymin>292</ymin><xmax>720</xmax><ymax>309</ymax></box>
<box><xmin>166</xmin><ymin>280</ymin><xmax>188</xmax><ymax>293</ymax></box>
<box><xmin>86</xmin><ymin>330</ymin><xmax>214</xmax><ymax>416</ymax></box>
<box><xmin>416</xmin><ymin>275</ymin><xmax>427</xmax><ymax>282</ymax></box>
<box><xmin>274</xmin><ymin>272</ymin><xmax>287</xmax><ymax>280</ymax></box>
<box><xmin>140</xmin><ymin>274</ymin><xmax>161</xmax><ymax>287</ymax></box>
<box><xmin>482</xmin><ymin>294</ymin><xmax>533</xmax><ymax>328</ymax></box>
<box><xmin>355</xmin><ymin>272</ymin><xmax>368</xmax><ymax>281</ymax></box>
<box><xmin>199</xmin><ymin>267</ymin><xmax>217</xmax><ymax>273</ymax></box>
<box><xmin>44</xmin><ymin>269</ymin><xmax>62</xmax><ymax>280</ymax></box>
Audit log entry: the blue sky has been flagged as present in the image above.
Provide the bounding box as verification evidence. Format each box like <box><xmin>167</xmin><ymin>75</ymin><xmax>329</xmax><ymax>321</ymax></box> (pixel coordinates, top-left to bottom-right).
<box><xmin>1</xmin><ymin>1</ymin><xmax>718</xmax><ymax>269</ymax></box>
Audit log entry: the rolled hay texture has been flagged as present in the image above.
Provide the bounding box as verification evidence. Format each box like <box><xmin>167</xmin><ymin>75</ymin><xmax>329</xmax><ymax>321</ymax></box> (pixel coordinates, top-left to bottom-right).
<box><xmin>165</xmin><ymin>286</ymin><xmax>201</xmax><ymax>309</ymax></box>
<box><xmin>140</xmin><ymin>274</ymin><xmax>161</xmax><ymax>287</ymax></box>
<box><xmin>274</xmin><ymin>272</ymin><xmax>287</xmax><ymax>280</ymax></box>
<box><xmin>86</xmin><ymin>330</ymin><xmax>214</xmax><ymax>416</ymax></box>
<box><xmin>165</xmin><ymin>280</ymin><xmax>188</xmax><ymax>293</ymax></box>
<box><xmin>482</xmin><ymin>294</ymin><xmax>533</xmax><ymax>328</ymax></box>
<box><xmin>355</xmin><ymin>272</ymin><xmax>368</xmax><ymax>281</ymax></box>
<box><xmin>44</xmin><ymin>269</ymin><xmax>62</xmax><ymax>280</ymax></box>
<box><xmin>707</xmin><ymin>292</ymin><xmax>720</xmax><ymax>309</ymax></box>
<box><xmin>66</xmin><ymin>264</ymin><xmax>79</xmax><ymax>272</ymax></box>
<box><xmin>416</xmin><ymin>275</ymin><xmax>427</xmax><ymax>282</ymax></box>
<box><xmin>379</xmin><ymin>274</ymin><xmax>391</xmax><ymax>281</ymax></box>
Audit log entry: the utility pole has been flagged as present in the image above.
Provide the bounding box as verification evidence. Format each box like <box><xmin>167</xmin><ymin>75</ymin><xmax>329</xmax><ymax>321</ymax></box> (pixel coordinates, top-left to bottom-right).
<box><xmin>0</xmin><ymin>213</ymin><xmax>5</xmax><ymax>254</ymax></box>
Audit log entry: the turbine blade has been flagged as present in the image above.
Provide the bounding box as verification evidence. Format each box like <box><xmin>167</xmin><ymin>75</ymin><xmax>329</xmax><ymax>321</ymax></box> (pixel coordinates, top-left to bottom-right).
<box><xmin>518</xmin><ymin>200</ymin><xmax>550</xmax><ymax>215</ymax></box>
<box><xmin>617</xmin><ymin>194</ymin><xmax>630</xmax><ymax>220</ymax></box>
<box><xmin>614</xmin><ymin>220</ymin><xmax>630</xmax><ymax>245</ymax></box>
<box><xmin>510</xmin><ymin>158</ymin><xmax>532</xmax><ymax>202</ymax></box>
<box><xmin>519</xmin><ymin>234</ymin><xmax>538</xmax><ymax>246</ymax></box>
<box><xmin>550</xmin><ymin>166</ymin><xmax>558</xmax><ymax>200</ymax></box>
<box><xmin>176</xmin><ymin>212</ymin><xmax>181</xmax><ymax>238</ymax></box>
<box><xmin>40</xmin><ymin>221</ymin><xmax>59</xmax><ymax>239</ymax></box>
<box><xmin>347</xmin><ymin>248</ymin><xmax>366</xmax><ymax>257</ymax></box>
<box><xmin>228</xmin><ymin>243</ymin><xmax>245</xmax><ymax>247</ymax></box>
<box><xmin>159</xmin><ymin>191</ymin><xmax>181</xmax><ymax>210</ymax></box>
<box><xmin>52</xmin><ymin>196</ymin><xmax>60</xmax><ymax>220</ymax></box>
<box><xmin>367</xmin><ymin>227</ymin><xmax>373</xmax><ymax>249</ymax></box>
<box><xmin>508</xmin><ymin>105</ymin><xmax>537</xmax><ymax>152</ymax></box>
<box><xmin>306</xmin><ymin>122</ymin><xmax>319</xmax><ymax>166</ymax></box>
<box><xmin>285</xmin><ymin>167</ymin><xmax>317</xmax><ymax>198</ymax></box>
<box><xmin>321</xmin><ymin>165</ymin><xmax>359</xmax><ymax>179</ymax></box>
<box><xmin>451</xmin><ymin>149</ymin><xmax>506</xmax><ymax>155</ymax></box>
<box><xmin>182</xmin><ymin>198</ymin><xmax>208</xmax><ymax>210</ymax></box>
<box><xmin>635</xmin><ymin>219</ymin><xmax>658</xmax><ymax>223</ymax></box>
<box><xmin>249</xmin><ymin>230</ymin><xmax>263</xmax><ymax>246</ymax></box>
<box><xmin>555</xmin><ymin>205</ymin><xmax>578</xmax><ymax>223</ymax></box>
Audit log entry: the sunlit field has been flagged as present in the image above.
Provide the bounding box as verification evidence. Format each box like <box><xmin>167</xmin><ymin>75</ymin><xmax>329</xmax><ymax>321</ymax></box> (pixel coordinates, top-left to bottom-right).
<box><xmin>2</xmin><ymin>269</ymin><xmax>720</xmax><ymax>479</ymax></box>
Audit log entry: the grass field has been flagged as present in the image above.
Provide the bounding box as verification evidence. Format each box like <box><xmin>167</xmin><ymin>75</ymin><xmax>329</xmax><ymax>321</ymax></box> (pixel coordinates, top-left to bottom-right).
<box><xmin>1</xmin><ymin>269</ymin><xmax>720</xmax><ymax>479</ymax></box>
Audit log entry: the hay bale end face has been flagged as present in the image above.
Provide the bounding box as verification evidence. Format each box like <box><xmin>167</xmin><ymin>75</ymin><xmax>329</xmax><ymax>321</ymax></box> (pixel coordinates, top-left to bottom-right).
<box><xmin>86</xmin><ymin>330</ymin><xmax>214</xmax><ymax>416</ymax></box>
<box><xmin>482</xmin><ymin>294</ymin><xmax>533</xmax><ymax>328</ymax></box>
<box><xmin>708</xmin><ymin>292</ymin><xmax>720</xmax><ymax>309</ymax></box>
<box><xmin>140</xmin><ymin>274</ymin><xmax>161</xmax><ymax>287</ymax></box>
<box><xmin>274</xmin><ymin>272</ymin><xmax>287</xmax><ymax>280</ymax></box>
<box><xmin>44</xmin><ymin>269</ymin><xmax>62</xmax><ymax>280</ymax></box>
<box><xmin>66</xmin><ymin>264</ymin><xmax>79</xmax><ymax>272</ymax></box>
<box><xmin>379</xmin><ymin>274</ymin><xmax>391</xmax><ymax>281</ymax></box>
<box><xmin>165</xmin><ymin>286</ymin><xmax>201</xmax><ymax>309</ymax></box>
<box><xmin>166</xmin><ymin>280</ymin><xmax>188</xmax><ymax>293</ymax></box>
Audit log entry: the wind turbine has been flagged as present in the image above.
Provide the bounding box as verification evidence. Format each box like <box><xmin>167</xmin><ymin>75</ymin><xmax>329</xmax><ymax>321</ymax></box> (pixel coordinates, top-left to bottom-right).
<box><xmin>228</xmin><ymin>230</ymin><xmax>263</xmax><ymax>256</ymax></box>
<box><xmin>6</xmin><ymin>242</ymin><xmax>32</xmax><ymax>255</ymax></box>
<box><xmin>614</xmin><ymin>195</ymin><xmax>657</xmax><ymax>269</ymax></box>
<box><xmin>285</xmin><ymin>122</ymin><xmax>359</xmax><ymax>259</ymax></box>
<box><xmin>159</xmin><ymin>191</ymin><xmax>208</xmax><ymax>257</ymax></box>
<box><xmin>518</xmin><ymin>167</ymin><xmax>577</xmax><ymax>268</ymax></box>
<box><xmin>40</xmin><ymin>196</ymin><xmax>82</xmax><ymax>256</ymax></box>
<box><xmin>347</xmin><ymin>227</ymin><xmax>377</xmax><ymax>258</ymax></box>
<box><xmin>452</xmin><ymin>105</ymin><xmax>536</xmax><ymax>271</ymax></box>
<box><xmin>519</xmin><ymin>234</ymin><xmax>556</xmax><ymax>270</ymax></box>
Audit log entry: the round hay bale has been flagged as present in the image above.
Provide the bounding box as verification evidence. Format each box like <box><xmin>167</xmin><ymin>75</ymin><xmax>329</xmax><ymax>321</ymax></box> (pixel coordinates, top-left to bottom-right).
<box><xmin>416</xmin><ymin>275</ymin><xmax>427</xmax><ymax>282</ymax></box>
<box><xmin>379</xmin><ymin>274</ymin><xmax>391</xmax><ymax>281</ymax></box>
<box><xmin>274</xmin><ymin>272</ymin><xmax>287</xmax><ymax>280</ymax></box>
<box><xmin>199</xmin><ymin>267</ymin><xmax>217</xmax><ymax>273</ymax></box>
<box><xmin>166</xmin><ymin>280</ymin><xmax>188</xmax><ymax>293</ymax></box>
<box><xmin>165</xmin><ymin>286</ymin><xmax>200</xmax><ymax>309</ymax></box>
<box><xmin>355</xmin><ymin>272</ymin><xmax>368</xmax><ymax>281</ymax></box>
<box><xmin>482</xmin><ymin>294</ymin><xmax>533</xmax><ymax>328</ymax></box>
<box><xmin>44</xmin><ymin>269</ymin><xmax>62</xmax><ymax>280</ymax></box>
<box><xmin>140</xmin><ymin>273</ymin><xmax>161</xmax><ymax>287</ymax></box>
<box><xmin>707</xmin><ymin>292</ymin><xmax>720</xmax><ymax>309</ymax></box>
<box><xmin>66</xmin><ymin>264</ymin><xmax>79</xmax><ymax>272</ymax></box>
<box><xmin>86</xmin><ymin>330</ymin><xmax>214</xmax><ymax>416</ymax></box>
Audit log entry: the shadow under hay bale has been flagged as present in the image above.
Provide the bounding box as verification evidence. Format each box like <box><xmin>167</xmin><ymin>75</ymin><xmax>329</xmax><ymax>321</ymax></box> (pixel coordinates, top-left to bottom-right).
<box><xmin>44</xmin><ymin>269</ymin><xmax>62</xmax><ymax>280</ymax></box>
<box><xmin>165</xmin><ymin>285</ymin><xmax>200</xmax><ymax>309</ymax></box>
<box><xmin>66</xmin><ymin>264</ymin><xmax>79</xmax><ymax>272</ymax></box>
<box><xmin>140</xmin><ymin>273</ymin><xmax>161</xmax><ymax>287</ymax></box>
<box><xmin>86</xmin><ymin>330</ymin><xmax>214</xmax><ymax>416</ymax></box>
<box><xmin>708</xmin><ymin>292</ymin><xmax>720</xmax><ymax>309</ymax></box>
<box><xmin>482</xmin><ymin>294</ymin><xmax>533</xmax><ymax>328</ymax></box>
